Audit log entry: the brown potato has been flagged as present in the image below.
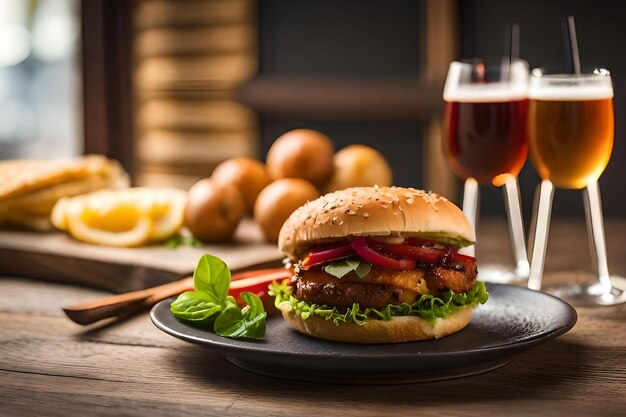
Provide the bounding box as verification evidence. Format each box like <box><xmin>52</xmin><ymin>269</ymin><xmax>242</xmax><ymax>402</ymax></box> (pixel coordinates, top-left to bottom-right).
<box><xmin>184</xmin><ymin>178</ymin><xmax>245</xmax><ymax>242</ymax></box>
<box><xmin>211</xmin><ymin>157</ymin><xmax>271</xmax><ymax>214</ymax></box>
<box><xmin>254</xmin><ymin>178</ymin><xmax>319</xmax><ymax>241</ymax></box>
<box><xmin>266</xmin><ymin>129</ymin><xmax>334</xmax><ymax>185</ymax></box>
<box><xmin>323</xmin><ymin>145</ymin><xmax>393</xmax><ymax>193</ymax></box>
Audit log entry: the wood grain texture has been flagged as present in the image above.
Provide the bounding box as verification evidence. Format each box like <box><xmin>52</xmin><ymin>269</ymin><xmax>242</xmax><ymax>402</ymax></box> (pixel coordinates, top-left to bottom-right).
<box><xmin>135</xmin><ymin>25</ymin><xmax>255</xmax><ymax>58</ymax></box>
<box><xmin>236</xmin><ymin>76</ymin><xmax>443</xmax><ymax>121</ymax></box>
<box><xmin>134</xmin><ymin>0</ymin><xmax>254</xmax><ymax>30</ymax></box>
<box><xmin>0</xmin><ymin>219</ymin><xmax>625</xmax><ymax>417</ymax></box>
<box><xmin>0</xmin><ymin>218</ymin><xmax>281</xmax><ymax>293</ymax></box>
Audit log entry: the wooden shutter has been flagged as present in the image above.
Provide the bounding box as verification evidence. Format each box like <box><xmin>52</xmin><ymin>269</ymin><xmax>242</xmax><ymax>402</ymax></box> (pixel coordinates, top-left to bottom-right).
<box><xmin>133</xmin><ymin>0</ymin><xmax>259</xmax><ymax>189</ymax></box>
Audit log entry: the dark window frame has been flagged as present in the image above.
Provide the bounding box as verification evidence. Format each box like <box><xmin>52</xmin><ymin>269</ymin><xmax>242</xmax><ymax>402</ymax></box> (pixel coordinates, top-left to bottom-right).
<box><xmin>81</xmin><ymin>0</ymin><xmax>135</xmax><ymax>179</ymax></box>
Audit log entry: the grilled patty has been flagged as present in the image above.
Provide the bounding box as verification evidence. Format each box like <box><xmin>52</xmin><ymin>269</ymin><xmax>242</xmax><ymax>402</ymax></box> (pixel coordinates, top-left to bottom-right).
<box><xmin>294</xmin><ymin>262</ymin><xmax>477</xmax><ymax>310</ymax></box>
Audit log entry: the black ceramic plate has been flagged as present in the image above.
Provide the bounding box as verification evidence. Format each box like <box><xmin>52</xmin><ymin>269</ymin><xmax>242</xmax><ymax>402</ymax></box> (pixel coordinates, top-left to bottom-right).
<box><xmin>151</xmin><ymin>283</ymin><xmax>577</xmax><ymax>384</ymax></box>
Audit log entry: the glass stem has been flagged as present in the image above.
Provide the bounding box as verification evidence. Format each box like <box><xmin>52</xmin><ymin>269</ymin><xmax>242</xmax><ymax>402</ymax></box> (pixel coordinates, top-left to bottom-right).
<box><xmin>583</xmin><ymin>181</ymin><xmax>613</xmax><ymax>294</ymax></box>
<box><xmin>527</xmin><ymin>180</ymin><xmax>554</xmax><ymax>291</ymax></box>
<box><xmin>462</xmin><ymin>177</ymin><xmax>479</xmax><ymax>257</ymax></box>
<box><xmin>503</xmin><ymin>175</ymin><xmax>530</xmax><ymax>279</ymax></box>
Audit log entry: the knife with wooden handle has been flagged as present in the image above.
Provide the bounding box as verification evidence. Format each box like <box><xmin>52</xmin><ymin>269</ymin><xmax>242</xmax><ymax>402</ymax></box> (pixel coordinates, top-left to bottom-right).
<box><xmin>63</xmin><ymin>267</ymin><xmax>291</xmax><ymax>325</ymax></box>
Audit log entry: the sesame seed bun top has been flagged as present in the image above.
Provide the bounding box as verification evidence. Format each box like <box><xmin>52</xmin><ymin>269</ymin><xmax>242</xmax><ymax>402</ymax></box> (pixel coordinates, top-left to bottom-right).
<box><xmin>278</xmin><ymin>186</ymin><xmax>475</xmax><ymax>259</ymax></box>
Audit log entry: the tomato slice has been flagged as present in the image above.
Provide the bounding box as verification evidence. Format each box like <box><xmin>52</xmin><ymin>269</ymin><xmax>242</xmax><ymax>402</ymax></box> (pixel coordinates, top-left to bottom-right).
<box><xmin>380</xmin><ymin>243</ymin><xmax>445</xmax><ymax>263</ymax></box>
<box><xmin>300</xmin><ymin>238</ymin><xmax>476</xmax><ymax>272</ymax></box>
<box><xmin>449</xmin><ymin>250</ymin><xmax>476</xmax><ymax>263</ymax></box>
<box><xmin>351</xmin><ymin>237</ymin><xmax>416</xmax><ymax>270</ymax></box>
<box><xmin>228</xmin><ymin>270</ymin><xmax>292</xmax><ymax>300</ymax></box>
<box><xmin>378</xmin><ymin>242</ymin><xmax>477</xmax><ymax>264</ymax></box>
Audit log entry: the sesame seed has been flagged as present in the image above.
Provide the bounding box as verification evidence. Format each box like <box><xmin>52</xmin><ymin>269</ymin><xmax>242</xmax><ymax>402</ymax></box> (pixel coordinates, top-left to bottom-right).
<box><xmin>363</xmin><ymin>212</ymin><xmax>369</xmax><ymax>218</ymax></box>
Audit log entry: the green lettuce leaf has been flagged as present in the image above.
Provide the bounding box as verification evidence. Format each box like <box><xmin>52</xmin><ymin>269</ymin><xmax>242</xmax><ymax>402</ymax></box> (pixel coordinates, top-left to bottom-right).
<box><xmin>408</xmin><ymin>232</ymin><xmax>475</xmax><ymax>248</ymax></box>
<box><xmin>283</xmin><ymin>281</ymin><xmax>489</xmax><ymax>325</ymax></box>
<box><xmin>323</xmin><ymin>258</ymin><xmax>372</xmax><ymax>279</ymax></box>
<box><xmin>268</xmin><ymin>279</ymin><xmax>293</xmax><ymax>308</ymax></box>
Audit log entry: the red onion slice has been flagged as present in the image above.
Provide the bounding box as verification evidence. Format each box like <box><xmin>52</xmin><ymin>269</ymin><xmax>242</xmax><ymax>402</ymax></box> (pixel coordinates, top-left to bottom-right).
<box><xmin>302</xmin><ymin>243</ymin><xmax>356</xmax><ymax>268</ymax></box>
<box><xmin>351</xmin><ymin>237</ymin><xmax>416</xmax><ymax>270</ymax></box>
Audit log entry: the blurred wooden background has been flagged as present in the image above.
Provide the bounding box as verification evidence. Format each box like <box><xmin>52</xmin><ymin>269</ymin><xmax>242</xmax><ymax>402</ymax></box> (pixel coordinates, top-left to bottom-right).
<box><xmin>132</xmin><ymin>0</ymin><xmax>258</xmax><ymax>190</ymax></box>
<box><xmin>128</xmin><ymin>0</ymin><xmax>456</xmax><ymax>195</ymax></box>
<box><xmin>83</xmin><ymin>0</ymin><xmax>626</xmax><ymax>218</ymax></box>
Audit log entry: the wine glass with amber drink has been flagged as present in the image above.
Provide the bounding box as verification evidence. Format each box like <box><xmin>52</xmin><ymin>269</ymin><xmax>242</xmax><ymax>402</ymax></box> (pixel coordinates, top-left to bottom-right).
<box><xmin>526</xmin><ymin>68</ymin><xmax>626</xmax><ymax>305</ymax></box>
<box><xmin>443</xmin><ymin>58</ymin><xmax>530</xmax><ymax>283</ymax></box>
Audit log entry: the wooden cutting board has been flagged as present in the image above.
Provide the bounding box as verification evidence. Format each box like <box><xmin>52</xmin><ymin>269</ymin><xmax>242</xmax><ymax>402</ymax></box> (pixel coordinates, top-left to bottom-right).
<box><xmin>0</xmin><ymin>219</ymin><xmax>282</xmax><ymax>293</ymax></box>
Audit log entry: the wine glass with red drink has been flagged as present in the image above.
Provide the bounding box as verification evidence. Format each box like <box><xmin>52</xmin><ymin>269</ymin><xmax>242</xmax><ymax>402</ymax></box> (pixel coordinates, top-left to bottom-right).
<box><xmin>442</xmin><ymin>58</ymin><xmax>530</xmax><ymax>283</ymax></box>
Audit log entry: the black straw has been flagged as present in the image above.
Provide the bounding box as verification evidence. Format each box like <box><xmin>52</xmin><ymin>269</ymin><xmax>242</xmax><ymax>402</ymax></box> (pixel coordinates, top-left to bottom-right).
<box><xmin>562</xmin><ymin>16</ymin><xmax>581</xmax><ymax>74</ymax></box>
<box><xmin>502</xmin><ymin>23</ymin><xmax>519</xmax><ymax>82</ymax></box>
<box><xmin>506</xmin><ymin>23</ymin><xmax>520</xmax><ymax>61</ymax></box>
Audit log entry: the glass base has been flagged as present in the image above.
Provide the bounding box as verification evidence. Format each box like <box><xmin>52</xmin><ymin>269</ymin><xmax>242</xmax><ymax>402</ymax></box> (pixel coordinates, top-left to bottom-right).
<box><xmin>477</xmin><ymin>263</ymin><xmax>528</xmax><ymax>284</ymax></box>
<box><xmin>545</xmin><ymin>276</ymin><xmax>626</xmax><ymax>306</ymax></box>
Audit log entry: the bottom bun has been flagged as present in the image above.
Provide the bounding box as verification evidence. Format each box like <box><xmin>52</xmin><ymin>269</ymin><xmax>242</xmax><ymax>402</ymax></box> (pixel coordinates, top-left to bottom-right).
<box><xmin>279</xmin><ymin>302</ymin><xmax>475</xmax><ymax>344</ymax></box>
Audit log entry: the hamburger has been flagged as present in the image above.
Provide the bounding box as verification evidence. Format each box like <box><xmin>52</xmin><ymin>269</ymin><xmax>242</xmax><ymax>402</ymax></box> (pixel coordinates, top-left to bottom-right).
<box><xmin>272</xmin><ymin>186</ymin><xmax>488</xmax><ymax>344</ymax></box>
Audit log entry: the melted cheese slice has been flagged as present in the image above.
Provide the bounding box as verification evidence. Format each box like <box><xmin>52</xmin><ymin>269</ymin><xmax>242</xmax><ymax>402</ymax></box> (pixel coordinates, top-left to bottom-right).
<box><xmin>299</xmin><ymin>267</ymin><xmax>431</xmax><ymax>295</ymax></box>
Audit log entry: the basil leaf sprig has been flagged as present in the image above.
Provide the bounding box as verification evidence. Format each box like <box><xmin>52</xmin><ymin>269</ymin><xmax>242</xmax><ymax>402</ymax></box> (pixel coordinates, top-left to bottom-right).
<box><xmin>193</xmin><ymin>253</ymin><xmax>231</xmax><ymax>302</ymax></box>
<box><xmin>214</xmin><ymin>292</ymin><xmax>267</xmax><ymax>338</ymax></box>
<box><xmin>170</xmin><ymin>254</ymin><xmax>267</xmax><ymax>340</ymax></box>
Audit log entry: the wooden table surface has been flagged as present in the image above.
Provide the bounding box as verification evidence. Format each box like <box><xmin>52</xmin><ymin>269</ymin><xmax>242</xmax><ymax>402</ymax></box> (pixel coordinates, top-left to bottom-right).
<box><xmin>1</xmin><ymin>219</ymin><xmax>625</xmax><ymax>417</ymax></box>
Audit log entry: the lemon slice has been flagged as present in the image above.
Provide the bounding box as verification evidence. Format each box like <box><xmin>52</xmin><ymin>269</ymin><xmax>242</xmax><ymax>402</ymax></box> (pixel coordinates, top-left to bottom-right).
<box><xmin>51</xmin><ymin>197</ymin><xmax>69</xmax><ymax>230</ymax></box>
<box><xmin>51</xmin><ymin>188</ymin><xmax>187</xmax><ymax>247</ymax></box>
<box><xmin>144</xmin><ymin>189</ymin><xmax>187</xmax><ymax>240</ymax></box>
<box><xmin>66</xmin><ymin>201</ymin><xmax>152</xmax><ymax>247</ymax></box>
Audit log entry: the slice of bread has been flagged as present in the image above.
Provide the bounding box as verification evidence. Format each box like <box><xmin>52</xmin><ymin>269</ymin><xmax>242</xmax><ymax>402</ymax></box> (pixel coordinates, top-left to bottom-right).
<box><xmin>0</xmin><ymin>155</ymin><xmax>129</xmax><ymax>231</ymax></box>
